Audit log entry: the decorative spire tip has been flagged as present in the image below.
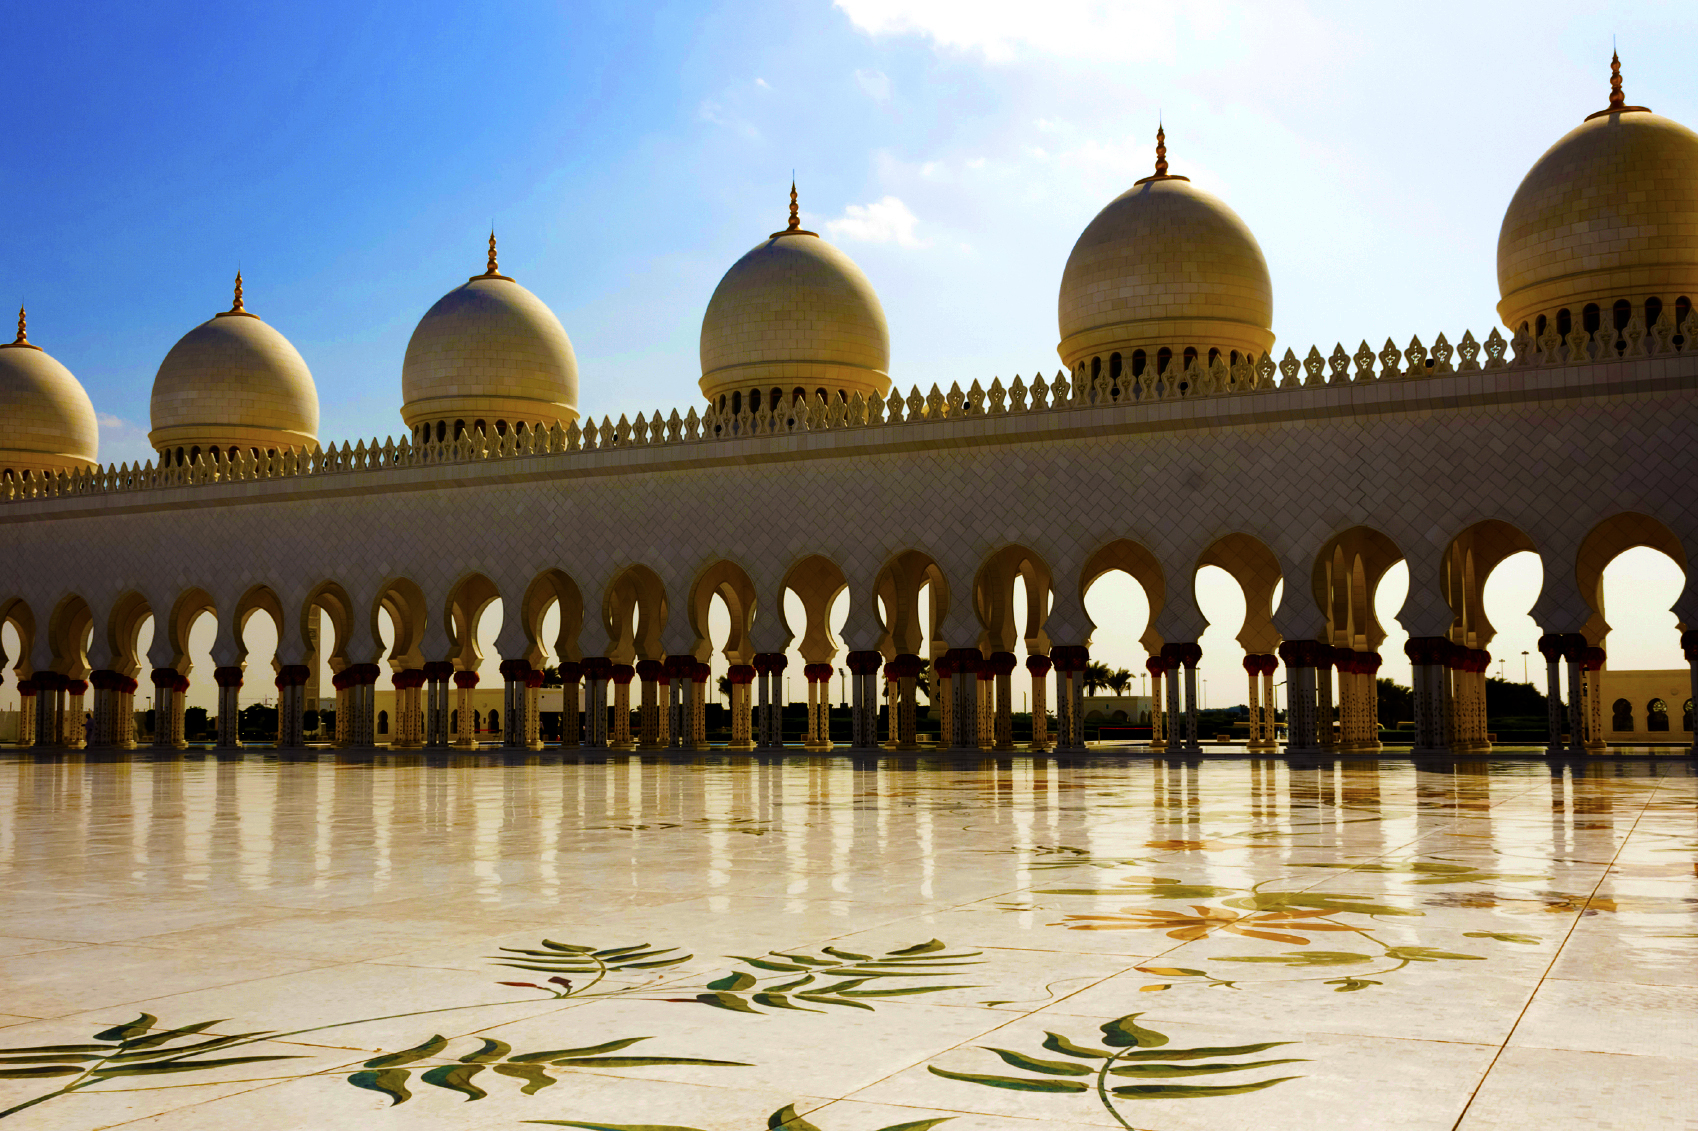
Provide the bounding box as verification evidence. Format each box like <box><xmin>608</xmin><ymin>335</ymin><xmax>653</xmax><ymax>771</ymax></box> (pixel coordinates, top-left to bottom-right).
<box><xmin>1134</xmin><ymin>121</ymin><xmax>1189</xmax><ymax>185</ymax></box>
<box><xmin>4</xmin><ymin>304</ymin><xmax>40</xmax><ymax>350</ymax></box>
<box><xmin>770</xmin><ymin>177</ymin><xmax>817</xmax><ymax>238</ymax></box>
<box><xmin>1587</xmin><ymin>47</ymin><xmax>1649</xmax><ymax>120</ymax></box>
<box><xmin>475</xmin><ymin>228</ymin><xmax>512</xmax><ymax>280</ymax></box>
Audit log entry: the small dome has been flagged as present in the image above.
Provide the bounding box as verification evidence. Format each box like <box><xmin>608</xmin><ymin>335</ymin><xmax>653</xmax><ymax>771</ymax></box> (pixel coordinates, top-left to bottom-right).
<box><xmin>149</xmin><ymin>275</ymin><xmax>318</xmax><ymax>462</ymax></box>
<box><xmin>699</xmin><ymin>187</ymin><xmax>891</xmax><ymax>406</ymax></box>
<box><xmin>1497</xmin><ymin>56</ymin><xmax>1698</xmax><ymax>335</ymax></box>
<box><xmin>0</xmin><ymin>309</ymin><xmax>98</xmax><ymax>478</ymax></box>
<box><xmin>1057</xmin><ymin>128</ymin><xmax>1273</xmax><ymax>372</ymax></box>
<box><xmin>401</xmin><ymin>236</ymin><xmax>579</xmax><ymax>440</ymax></box>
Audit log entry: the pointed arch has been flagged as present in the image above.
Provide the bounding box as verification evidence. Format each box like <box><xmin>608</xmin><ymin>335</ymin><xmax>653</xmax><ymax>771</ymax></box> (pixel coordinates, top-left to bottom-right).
<box><xmin>1575</xmin><ymin>513</ymin><xmax>1688</xmax><ymax>646</ymax></box>
<box><xmin>233</xmin><ymin>585</ymin><xmax>285</xmax><ymax>669</ymax></box>
<box><xmin>688</xmin><ymin>560</ymin><xmax>756</xmax><ymax>664</ymax></box>
<box><xmin>47</xmin><ymin>594</ymin><xmax>95</xmax><ymax>678</ymax></box>
<box><xmin>444</xmin><ymin>572</ymin><xmax>501</xmax><ymax>671</ymax></box>
<box><xmin>302</xmin><ymin>581</ymin><xmax>355</xmax><ymax>676</ymax></box>
<box><xmin>1441</xmin><ymin>520</ymin><xmax>1538</xmax><ymax>649</ymax></box>
<box><xmin>873</xmin><ymin>549</ymin><xmax>951</xmax><ymax>658</ymax></box>
<box><xmin>603</xmin><ymin>564</ymin><xmax>667</xmax><ymax>665</ymax></box>
<box><xmin>104</xmin><ymin>592</ymin><xmax>153</xmax><ymax>679</ymax></box>
<box><xmin>1310</xmin><ymin>526</ymin><xmax>1403</xmax><ymax>649</ymax></box>
<box><xmin>164</xmin><ymin>588</ymin><xmax>217</xmax><ymax>674</ymax></box>
<box><xmin>974</xmin><ymin>544</ymin><xmax>1053</xmax><ymax>654</ymax></box>
<box><xmin>521</xmin><ymin>569</ymin><xmax>585</xmax><ymax>666</ymax></box>
<box><xmin>1195</xmin><ymin>533</ymin><xmax>1282</xmax><ymax>653</ymax></box>
<box><xmin>373</xmin><ymin>577</ymin><xmax>428</xmax><ymax>671</ymax></box>
<box><xmin>781</xmin><ymin>554</ymin><xmax>848</xmax><ymax>664</ymax></box>
<box><xmin>1079</xmin><ymin>539</ymin><xmax>1164</xmax><ymax>655</ymax></box>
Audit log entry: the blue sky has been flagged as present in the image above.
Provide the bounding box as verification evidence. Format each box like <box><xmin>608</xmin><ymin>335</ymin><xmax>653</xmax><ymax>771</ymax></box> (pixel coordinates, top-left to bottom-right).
<box><xmin>3</xmin><ymin>1</ymin><xmax>1692</xmax><ymax>709</ymax></box>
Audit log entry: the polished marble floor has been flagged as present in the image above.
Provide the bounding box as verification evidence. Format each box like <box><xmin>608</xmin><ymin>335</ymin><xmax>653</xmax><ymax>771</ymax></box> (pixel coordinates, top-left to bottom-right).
<box><xmin>0</xmin><ymin>752</ymin><xmax>1692</xmax><ymax>1130</ymax></box>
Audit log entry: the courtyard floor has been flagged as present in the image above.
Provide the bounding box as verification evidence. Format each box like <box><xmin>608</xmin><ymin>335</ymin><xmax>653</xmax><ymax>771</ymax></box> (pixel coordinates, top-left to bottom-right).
<box><xmin>0</xmin><ymin>752</ymin><xmax>1692</xmax><ymax>1130</ymax></box>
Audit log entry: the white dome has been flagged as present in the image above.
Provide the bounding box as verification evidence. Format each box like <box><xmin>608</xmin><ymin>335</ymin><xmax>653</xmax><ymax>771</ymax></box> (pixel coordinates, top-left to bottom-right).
<box><xmin>699</xmin><ymin>190</ymin><xmax>890</xmax><ymax>405</ymax></box>
<box><xmin>1058</xmin><ymin>129</ymin><xmax>1273</xmax><ymax>371</ymax></box>
<box><xmin>149</xmin><ymin>277</ymin><xmax>318</xmax><ymax>460</ymax></box>
<box><xmin>0</xmin><ymin>312</ymin><xmax>98</xmax><ymax>478</ymax></box>
<box><xmin>400</xmin><ymin>239</ymin><xmax>579</xmax><ymax>437</ymax></box>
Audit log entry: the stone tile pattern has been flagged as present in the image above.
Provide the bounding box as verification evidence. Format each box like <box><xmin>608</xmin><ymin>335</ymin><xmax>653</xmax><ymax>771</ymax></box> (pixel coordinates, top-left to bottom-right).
<box><xmin>149</xmin><ymin>313</ymin><xmax>318</xmax><ymax>445</ymax></box>
<box><xmin>0</xmin><ymin>344</ymin><xmax>99</xmax><ymax>475</ymax></box>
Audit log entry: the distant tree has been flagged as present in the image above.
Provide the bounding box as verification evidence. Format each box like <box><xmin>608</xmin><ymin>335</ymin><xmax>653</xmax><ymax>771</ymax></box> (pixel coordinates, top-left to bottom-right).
<box><xmin>1485</xmin><ymin>677</ymin><xmax>1545</xmax><ymax>717</ymax></box>
<box><xmin>303</xmin><ymin>709</ymin><xmax>320</xmax><ymax>732</ymax></box>
<box><xmin>320</xmin><ymin>709</ymin><xmax>335</xmax><ymax>734</ymax></box>
<box><xmin>1377</xmin><ymin>678</ymin><xmax>1412</xmax><ymax>726</ymax></box>
<box><xmin>717</xmin><ymin>674</ymin><xmax>731</xmax><ymax>700</ymax></box>
<box><xmin>1105</xmin><ymin>668</ymin><xmax>1134</xmax><ymax>695</ymax></box>
<box><xmin>185</xmin><ymin>706</ymin><xmax>210</xmax><ymax>738</ymax></box>
<box><xmin>1082</xmin><ymin>661</ymin><xmax>1113</xmax><ymax>695</ymax></box>
<box><xmin>239</xmin><ymin>703</ymin><xmax>277</xmax><ymax>738</ymax></box>
<box><xmin>143</xmin><ymin>708</ymin><xmax>156</xmax><ymax>734</ymax></box>
<box><xmin>541</xmin><ymin>666</ymin><xmax>563</xmax><ymax>688</ymax></box>
<box><xmin>880</xmin><ymin>658</ymin><xmax>932</xmax><ymax>699</ymax></box>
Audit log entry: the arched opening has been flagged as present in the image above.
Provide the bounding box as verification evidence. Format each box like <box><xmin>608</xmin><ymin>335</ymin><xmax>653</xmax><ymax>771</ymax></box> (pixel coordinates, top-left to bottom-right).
<box><xmin>1156</xmin><ymin>347</ymin><xmax>1172</xmax><ymax>374</ymax></box>
<box><xmin>1612</xmin><ymin>698</ymin><xmax>1634</xmax><ymax>731</ymax></box>
<box><xmin>1535</xmin><ymin>314</ymin><xmax>1548</xmax><ymax>340</ymax></box>
<box><xmin>751</xmin><ymin>388</ymin><xmax>763</xmax><ymax>412</ymax></box>
<box><xmin>377</xmin><ymin>710</ymin><xmax>389</xmax><ymax>735</ymax></box>
<box><xmin>1079</xmin><ymin>540</ymin><xmax>1165</xmax><ymax>705</ymax></box>
<box><xmin>1582</xmin><ymin>303</ymin><xmax>1600</xmax><ymax>336</ymax></box>
<box><xmin>1646</xmin><ymin>699</ymin><xmax>1669</xmax><ymax>732</ymax></box>
<box><xmin>1556</xmin><ymin>308</ymin><xmax>1572</xmax><ymax>339</ymax></box>
<box><xmin>1646</xmin><ymin>297</ymin><xmax>1664</xmax><ymax>329</ymax></box>
<box><xmin>1131</xmin><ymin>349</ymin><xmax>1147</xmax><ymax>378</ymax></box>
<box><xmin>444</xmin><ymin>573</ymin><xmax>503</xmax><ymax>682</ymax></box>
<box><xmin>488</xmin><ymin>708</ymin><xmax>500</xmax><ymax>733</ymax></box>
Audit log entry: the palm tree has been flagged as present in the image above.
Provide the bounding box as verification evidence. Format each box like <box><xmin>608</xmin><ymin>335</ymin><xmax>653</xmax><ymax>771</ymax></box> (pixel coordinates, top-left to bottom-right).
<box><xmin>1082</xmin><ymin>660</ymin><xmax>1113</xmax><ymax>695</ymax></box>
<box><xmin>1105</xmin><ymin>668</ymin><xmax>1134</xmax><ymax>695</ymax></box>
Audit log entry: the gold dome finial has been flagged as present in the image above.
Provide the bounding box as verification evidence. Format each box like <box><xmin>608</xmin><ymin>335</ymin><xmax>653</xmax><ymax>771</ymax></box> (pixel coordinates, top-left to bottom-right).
<box><xmin>3</xmin><ymin>304</ymin><xmax>41</xmax><ymax>351</ymax></box>
<box><xmin>770</xmin><ymin>178</ymin><xmax>818</xmax><ymax>238</ymax></box>
<box><xmin>216</xmin><ymin>270</ymin><xmax>257</xmax><ymax>318</ymax></box>
<box><xmin>1586</xmin><ymin>48</ymin><xmax>1650</xmax><ymax>120</ymax></box>
<box><xmin>472</xmin><ymin>228</ymin><xmax>513</xmax><ymax>281</ymax></box>
<box><xmin>1134</xmin><ymin>121</ymin><xmax>1190</xmax><ymax>186</ymax></box>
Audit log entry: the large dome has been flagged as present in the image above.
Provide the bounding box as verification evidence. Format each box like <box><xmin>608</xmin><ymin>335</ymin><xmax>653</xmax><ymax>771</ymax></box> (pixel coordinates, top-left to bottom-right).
<box><xmin>1497</xmin><ymin>57</ymin><xmax>1698</xmax><ymax>336</ymax></box>
<box><xmin>149</xmin><ymin>275</ymin><xmax>318</xmax><ymax>464</ymax></box>
<box><xmin>1058</xmin><ymin>128</ymin><xmax>1273</xmax><ymax>373</ymax></box>
<box><xmin>699</xmin><ymin>188</ymin><xmax>890</xmax><ymax>408</ymax></box>
<box><xmin>0</xmin><ymin>310</ymin><xmax>98</xmax><ymax>478</ymax></box>
<box><xmin>401</xmin><ymin>236</ymin><xmax>579</xmax><ymax>441</ymax></box>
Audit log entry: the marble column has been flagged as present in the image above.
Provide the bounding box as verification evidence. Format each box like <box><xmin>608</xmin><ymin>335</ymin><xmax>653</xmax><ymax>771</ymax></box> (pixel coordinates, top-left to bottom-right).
<box><xmin>65</xmin><ymin>679</ymin><xmax>87</xmax><ymax>749</ymax></box>
<box><xmin>635</xmin><ymin>659</ymin><xmax>663</xmax><ymax>748</ymax></box>
<box><xmin>1051</xmin><ymin>645</ymin><xmax>1088</xmax><ymax>751</ymax></box>
<box><xmin>525</xmin><ymin>668</ymin><xmax>544</xmax><ymax>749</ymax></box>
<box><xmin>16</xmin><ymin>679</ymin><xmax>36</xmax><ymax>748</ymax></box>
<box><xmin>87</xmin><ymin>670</ymin><xmax>118</xmax><ymax>748</ymax></box>
<box><xmin>933</xmin><ymin>654</ymin><xmax>956</xmax><ymax>749</ymax></box>
<box><xmin>453</xmin><ymin>670</ymin><xmax>480</xmax><ymax>748</ymax></box>
<box><xmin>151</xmin><ymin>668</ymin><xmax>181</xmax><ymax>749</ymax></box>
<box><xmin>582</xmin><ymin>658</ymin><xmax>610</xmax><ymax>748</ymax></box>
<box><xmin>557</xmin><ymin>662</ymin><xmax>582</xmax><ymax>748</ymax></box>
<box><xmin>1146</xmin><ymin>657</ymin><xmax>1166</xmax><ymax>752</ymax></box>
<box><xmin>1244</xmin><ymin>654</ymin><xmax>1263</xmax><ymax>751</ymax></box>
<box><xmin>1179</xmin><ymin>643</ymin><xmax>1202</xmax><ymax>753</ymax></box>
<box><xmin>1582</xmin><ymin>647</ymin><xmax>1607</xmax><ymax>754</ymax></box>
<box><xmin>847</xmin><ymin>650</ymin><xmax>882</xmax><ymax>750</ymax></box>
<box><xmin>118</xmin><ymin>675</ymin><xmax>138</xmax><ymax>748</ymax></box>
<box><xmin>277</xmin><ymin>664</ymin><xmax>310</xmax><ymax>747</ymax></box>
<box><xmin>890</xmin><ymin>654</ymin><xmax>920</xmax><ymax>750</ymax></box>
<box><xmin>804</xmin><ymin>662</ymin><xmax>832</xmax><ymax>750</ymax></box>
<box><xmin>1405</xmin><ymin>637</ymin><xmax>1450</xmax><ymax>757</ymax></box>
<box><xmin>1026</xmin><ymin>653</ymin><xmax>1052</xmax><ymax>751</ymax></box>
<box><xmin>1685</xmin><ymin>631</ymin><xmax>1698</xmax><ymax>755</ymax></box>
<box><xmin>500</xmin><ymin>659</ymin><xmax>532</xmax><ymax>749</ymax></box>
<box><xmin>728</xmin><ymin>663</ymin><xmax>755</xmax><ymax>750</ymax></box>
<box><xmin>610</xmin><ymin>664</ymin><xmax>635</xmax><ymax>750</ymax></box>
<box><xmin>1160</xmin><ymin>644</ymin><xmax>1184</xmax><ymax>753</ymax></box>
<box><xmin>1561</xmin><ymin>634</ymin><xmax>1587</xmax><ymax>756</ymax></box>
<box><xmin>690</xmin><ymin>661</ymin><xmax>710</xmax><ymax>749</ymax></box>
<box><xmin>1280</xmin><ymin>641</ymin><xmax>1320</xmax><ymax>755</ymax></box>
<box><xmin>422</xmin><ymin>661</ymin><xmax>453</xmax><ymax>747</ymax></box>
<box><xmin>989</xmin><ymin>651</ymin><xmax>1016</xmax><ymax>750</ymax></box>
<box><xmin>945</xmin><ymin>648</ymin><xmax>983</xmax><ymax>751</ymax></box>
<box><xmin>1537</xmin><ymin>634</ymin><xmax>1565</xmax><ymax>755</ymax></box>
<box><xmin>213</xmin><ymin>666</ymin><xmax>243</xmax><ymax>748</ymax></box>
<box><xmin>1316</xmin><ymin>646</ymin><xmax>1337</xmax><ymax>750</ymax></box>
<box><xmin>664</xmin><ymin>656</ymin><xmax>692</xmax><ymax>748</ymax></box>
<box><xmin>1358</xmin><ymin>651</ymin><xmax>1383</xmax><ymax>752</ymax></box>
<box><xmin>752</xmin><ymin>653</ymin><xmax>786</xmax><ymax>750</ymax></box>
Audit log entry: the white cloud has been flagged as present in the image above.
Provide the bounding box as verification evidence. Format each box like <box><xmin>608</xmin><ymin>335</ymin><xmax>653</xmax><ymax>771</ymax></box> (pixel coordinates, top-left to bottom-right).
<box><xmin>698</xmin><ymin>100</ymin><xmax>760</xmax><ymax>139</ymax></box>
<box><xmin>826</xmin><ymin>196</ymin><xmax>924</xmax><ymax>248</ymax></box>
<box><xmin>854</xmin><ymin>68</ymin><xmax>891</xmax><ymax>102</ymax></box>
<box><xmin>755</xmin><ymin>77</ymin><xmax>771</xmax><ymax>90</ymax></box>
<box><xmin>835</xmin><ymin>0</ymin><xmax>1181</xmax><ymax>62</ymax></box>
<box><xmin>96</xmin><ymin>413</ymin><xmax>127</xmax><ymax>428</ymax></box>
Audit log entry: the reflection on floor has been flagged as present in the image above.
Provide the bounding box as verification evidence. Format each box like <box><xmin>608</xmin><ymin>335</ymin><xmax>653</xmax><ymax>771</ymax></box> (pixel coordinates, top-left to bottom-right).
<box><xmin>0</xmin><ymin>753</ymin><xmax>1692</xmax><ymax>1130</ymax></box>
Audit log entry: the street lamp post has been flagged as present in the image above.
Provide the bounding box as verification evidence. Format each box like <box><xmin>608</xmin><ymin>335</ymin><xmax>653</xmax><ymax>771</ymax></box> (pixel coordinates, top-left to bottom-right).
<box><xmin>838</xmin><ymin>667</ymin><xmax>846</xmax><ymax>708</ymax></box>
<box><xmin>1521</xmin><ymin>650</ymin><xmax>1529</xmax><ymax>684</ymax></box>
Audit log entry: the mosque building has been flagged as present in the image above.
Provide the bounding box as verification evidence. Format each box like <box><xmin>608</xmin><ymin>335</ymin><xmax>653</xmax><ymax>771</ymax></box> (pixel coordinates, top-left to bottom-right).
<box><xmin>1</xmin><ymin>57</ymin><xmax>1694</xmax><ymax>758</ymax></box>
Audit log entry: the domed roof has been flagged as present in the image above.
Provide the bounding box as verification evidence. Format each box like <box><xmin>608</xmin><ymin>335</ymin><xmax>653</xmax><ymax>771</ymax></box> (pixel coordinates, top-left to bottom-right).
<box><xmin>1057</xmin><ymin>128</ymin><xmax>1273</xmax><ymax>369</ymax></box>
<box><xmin>149</xmin><ymin>275</ymin><xmax>318</xmax><ymax>456</ymax></box>
<box><xmin>1497</xmin><ymin>56</ymin><xmax>1698</xmax><ymax>332</ymax></box>
<box><xmin>400</xmin><ymin>236</ymin><xmax>579</xmax><ymax>432</ymax></box>
<box><xmin>699</xmin><ymin>187</ymin><xmax>891</xmax><ymax>402</ymax></box>
<box><xmin>0</xmin><ymin>309</ymin><xmax>98</xmax><ymax>477</ymax></box>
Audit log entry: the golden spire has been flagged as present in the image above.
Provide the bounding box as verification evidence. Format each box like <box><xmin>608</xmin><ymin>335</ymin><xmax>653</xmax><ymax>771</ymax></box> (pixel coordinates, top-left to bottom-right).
<box><xmin>473</xmin><ymin>228</ymin><xmax>512</xmax><ymax>280</ymax></box>
<box><xmin>770</xmin><ymin>179</ymin><xmax>817</xmax><ymax>238</ymax></box>
<box><xmin>1134</xmin><ymin>121</ymin><xmax>1190</xmax><ymax>186</ymax></box>
<box><xmin>216</xmin><ymin>270</ymin><xmax>257</xmax><ymax>318</ymax></box>
<box><xmin>1586</xmin><ymin>49</ymin><xmax>1650</xmax><ymax>120</ymax></box>
<box><xmin>2</xmin><ymin>305</ymin><xmax>41</xmax><ymax>350</ymax></box>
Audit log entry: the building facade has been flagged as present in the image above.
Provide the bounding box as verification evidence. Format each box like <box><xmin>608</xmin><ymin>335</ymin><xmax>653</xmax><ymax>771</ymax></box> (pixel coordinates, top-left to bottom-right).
<box><xmin>1</xmin><ymin>60</ymin><xmax>1695</xmax><ymax>758</ymax></box>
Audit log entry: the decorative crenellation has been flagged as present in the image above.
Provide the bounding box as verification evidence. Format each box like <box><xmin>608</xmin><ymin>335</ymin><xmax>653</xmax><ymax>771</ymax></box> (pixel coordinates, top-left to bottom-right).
<box><xmin>3</xmin><ymin>321</ymin><xmax>1691</xmax><ymax>505</ymax></box>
